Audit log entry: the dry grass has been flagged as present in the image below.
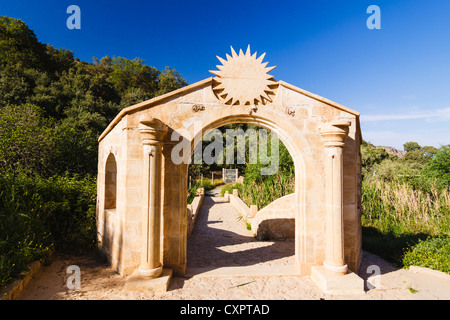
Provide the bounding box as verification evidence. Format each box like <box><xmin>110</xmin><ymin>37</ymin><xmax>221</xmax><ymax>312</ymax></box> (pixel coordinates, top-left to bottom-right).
<box><xmin>362</xmin><ymin>180</ymin><xmax>450</xmax><ymax>236</ymax></box>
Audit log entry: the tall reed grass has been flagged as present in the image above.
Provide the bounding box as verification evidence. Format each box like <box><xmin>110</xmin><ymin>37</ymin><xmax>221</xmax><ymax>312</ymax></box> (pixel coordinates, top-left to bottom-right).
<box><xmin>237</xmin><ymin>173</ymin><xmax>295</xmax><ymax>210</ymax></box>
<box><xmin>362</xmin><ymin>180</ymin><xmax>450</xmax><ymax>236</ymax></box>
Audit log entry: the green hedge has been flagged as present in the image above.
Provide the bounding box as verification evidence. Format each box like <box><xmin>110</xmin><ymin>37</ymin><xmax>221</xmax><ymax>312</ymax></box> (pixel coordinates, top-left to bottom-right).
<box><xmin>403</xmin><ymin>236</ymin><xmax>450</xmax><ymax>273</ymax></box>
<box><xmin>0</xmin><ymin>172</ymin><xmax>97</xmax><ymax>288</ymax></box>
<box><xmin>220</xmin><ymin>183</ymin><xmax>243</xmax><ymax>197</ymax></box>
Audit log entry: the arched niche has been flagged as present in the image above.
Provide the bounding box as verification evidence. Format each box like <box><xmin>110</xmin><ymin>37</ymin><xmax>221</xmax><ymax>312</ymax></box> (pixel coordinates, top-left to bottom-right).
<box><xmin>105</xmin><ymin>153</ymin><xmax>117</xmax><ymax>210</ymax></box>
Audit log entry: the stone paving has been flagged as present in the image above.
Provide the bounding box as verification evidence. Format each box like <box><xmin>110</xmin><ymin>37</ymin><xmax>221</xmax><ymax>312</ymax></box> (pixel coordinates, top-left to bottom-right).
<box><xmin>186</xmin><ymin>195</ymin><xmax>296</xmax><ymax>277</ymax></box>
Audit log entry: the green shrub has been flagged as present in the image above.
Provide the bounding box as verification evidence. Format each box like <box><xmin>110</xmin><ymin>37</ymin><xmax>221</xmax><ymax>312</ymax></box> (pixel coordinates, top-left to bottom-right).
<box><xmin>187</xmin><ymin>182</ymin><xmax>202</xmax><ymax>204</ymax></box>
<box><xmin>423</xmin><ymin>145</ymin><xmax>450</xmax><ymax>190</ymax></box>
<box><xmin>403</xmin><ymin>236</ymin><xmax>450</xmax><ymax>273</ymax></box>
<box><xmin>362</xmin><ymin>226</ymin><xmax>428</xmax><ymax>267</ymax></box>
<box><xmin>201</xmin><ymin>179</ymin><xmax>214</xmax><ymax>191</ymax></box>
<box><xmin>0</xmin><ymin>172</ymin><xmax>97</xmax><ymax>288</ymax></box>
<box><xmin>220</xmin><ymin>183</ymin><xmax>243</xmax><ymax>197</ymax></box>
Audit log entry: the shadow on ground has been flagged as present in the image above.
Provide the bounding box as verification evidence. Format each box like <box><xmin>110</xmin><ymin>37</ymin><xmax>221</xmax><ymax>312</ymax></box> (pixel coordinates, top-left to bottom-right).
<box><xmin>186</xmin><ymin>196</ymin><xmax>295</xmax><ymax>271</ymax></box>
<box><xmin>362</xmin><ymin>226</ymin><xmax>429</xmax><ymax>267</ymax></box>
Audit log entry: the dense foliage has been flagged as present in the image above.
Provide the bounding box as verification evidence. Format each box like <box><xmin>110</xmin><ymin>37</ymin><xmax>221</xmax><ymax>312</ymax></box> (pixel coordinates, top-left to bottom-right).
<box><xmin>190</xmin><ymin>124</ymin><xmax>295</xmax><ymax>209</ymax></box>
<box><xmin>361</xmin><ymin>141</ymin><xmax>450</xmax><ymax>271</ymax></box>
<box><xmin>0</xmin><ymin>173</ymin><xmax>97</xmax><ymax>288</ymax></box>
<box><xmin>402</xmin><ymin>235</ymin><xmax>450</xmax><ymax>273</ymax></box>
<box><xmin>237</xmin><ymin>137</ymin><xmax>295</xmax><ymax>210</ymax></box>
<box><xmin>0</xmin><ymin>16</ymin><xmax>188</xmax><ymax>288</ymax></box>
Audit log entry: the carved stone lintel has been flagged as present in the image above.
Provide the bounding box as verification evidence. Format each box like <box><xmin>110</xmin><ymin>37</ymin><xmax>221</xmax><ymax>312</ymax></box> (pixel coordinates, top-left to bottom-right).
<box><xmin>192</xmin><ymin>104</ymin><xmax>205</xmax><ymax>112</ymax></box>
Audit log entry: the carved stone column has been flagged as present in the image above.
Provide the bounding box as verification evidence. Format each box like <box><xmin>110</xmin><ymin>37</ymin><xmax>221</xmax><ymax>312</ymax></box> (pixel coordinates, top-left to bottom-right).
<box><xmin>320</xmin><ymin>120</ymin><xmax>351</xmax><ymax>275</ymax></box>
<box><xmin>138</xmin><ymin>119</ymin><xmax>168</xmax><ymax>278</ymax></box>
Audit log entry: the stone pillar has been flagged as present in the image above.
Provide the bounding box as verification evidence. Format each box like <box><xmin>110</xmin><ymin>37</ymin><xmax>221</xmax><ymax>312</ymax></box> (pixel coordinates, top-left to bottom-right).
<box><xmin>138</xmin><ymin>119</ymin><xmax>168</xmax><ymax>278</ymax></box>
<box><xmin>320</xmin><ymin>120</ymin><xmax>351</xmax><ymax>275</ymax></box>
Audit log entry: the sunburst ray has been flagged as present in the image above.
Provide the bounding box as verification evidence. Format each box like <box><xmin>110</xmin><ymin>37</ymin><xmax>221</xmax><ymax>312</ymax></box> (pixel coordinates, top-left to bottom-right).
<box><xmin>210</xmin><ymin>46</ymin><xmax>277</xmax><ymax>106</ymax></box>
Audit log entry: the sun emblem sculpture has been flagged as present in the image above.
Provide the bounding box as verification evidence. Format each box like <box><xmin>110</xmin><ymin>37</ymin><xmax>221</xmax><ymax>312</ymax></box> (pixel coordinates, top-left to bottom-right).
<box><xmin>209</xmin><ymin>46</ymin><xmax>277</xmax><ymax>106</ymax></box>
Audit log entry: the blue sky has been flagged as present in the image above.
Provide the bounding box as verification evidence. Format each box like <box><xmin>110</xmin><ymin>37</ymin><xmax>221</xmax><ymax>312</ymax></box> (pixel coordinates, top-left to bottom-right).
<box><xmin>1</xmin><ymin>0</ymin><xmax>450</xmax><ymax>150</ymax></box>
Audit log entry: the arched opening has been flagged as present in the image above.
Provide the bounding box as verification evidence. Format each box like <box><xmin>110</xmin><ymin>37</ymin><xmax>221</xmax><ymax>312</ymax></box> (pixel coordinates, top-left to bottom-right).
<box><xmin>185</xmin><ymin>116</ymin><xmax>303</xmax><ymax>276</ymax></box>
<box><xmin>104</xmin><ymin>154</ymin><xmax>117</xmax><ymax>210</ymax></box>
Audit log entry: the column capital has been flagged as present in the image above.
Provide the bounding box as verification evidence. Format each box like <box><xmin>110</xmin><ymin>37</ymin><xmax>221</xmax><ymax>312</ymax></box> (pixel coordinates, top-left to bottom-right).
<box><xmin>138</xmin><ymin>118</ymin><xmax>168</xmax><ymax>145</ymax></box>
<box><xmin>320</xmin><ymin>120</ymin><xmax>351</xmax><ymax>148</ymax></box>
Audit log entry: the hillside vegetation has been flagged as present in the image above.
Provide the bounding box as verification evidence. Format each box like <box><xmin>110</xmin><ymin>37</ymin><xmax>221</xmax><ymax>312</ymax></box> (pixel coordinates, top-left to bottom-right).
<box><xmin>360</xmin><ymin>141</ymin><xmax>450</xmax><ymax>272</ymax></box>
<box><xmin>0</xmin><ymin>16</ymin><xmax>187</xmax><ymax>288</ymax></box>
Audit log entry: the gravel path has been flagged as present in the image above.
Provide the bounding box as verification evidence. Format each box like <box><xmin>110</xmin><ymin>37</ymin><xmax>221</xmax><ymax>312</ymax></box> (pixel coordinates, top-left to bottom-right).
<box><xmin>17</xmin><ymin>193</ymin><xmax>450</xmax><ymax>300</ymax></box>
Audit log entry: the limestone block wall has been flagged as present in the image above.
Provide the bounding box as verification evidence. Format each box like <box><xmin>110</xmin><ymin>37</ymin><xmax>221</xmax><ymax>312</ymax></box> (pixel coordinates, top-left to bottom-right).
<box><xmin>251</xmin><ymin>194</ymin><xmax>296</xmax><ymax>241</ymax></box>
<box><xmin>187</xmin><ymin>189</ymin><xmax>204</xmax><ymax>236</ymax></box>
<box><xmin>228</xmin><ymin>192</ymin><xmax>251</xmax><ymax>219</ymax></box>
<box><xmin>161</xmin><ymin>149</ymin><xmax>188</xmax><ymax>276</ymax></box>
<box><xmin>227</xmin><ymin>190</ymin><xmax>295</xmax><ymax>241</ymax></box>
<box><xmin>97</xmin><ymin>116</ymin><xmax>130</xmax><ymax>275</ymax></box>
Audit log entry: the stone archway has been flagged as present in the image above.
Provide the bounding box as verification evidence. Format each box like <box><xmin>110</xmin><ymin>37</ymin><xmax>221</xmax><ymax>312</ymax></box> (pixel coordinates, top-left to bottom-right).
<box><xmin>186</xmin><ymin>115</ymin><xmax>305</xmax><ymax>269</ymax></box>
<box><xmin>96</xmin><ymin>47</ymin><xmax>364</xmax><ymax>294</ymax></box>
<box><xmin>184</xmin><ymin>116</ymin><xmax>302</xmax><ymax>276</ymax></box>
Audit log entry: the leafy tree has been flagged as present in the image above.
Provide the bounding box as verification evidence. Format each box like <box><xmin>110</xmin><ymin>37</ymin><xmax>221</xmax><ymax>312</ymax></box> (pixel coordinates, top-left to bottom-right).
<box><xmin>0</xmin><ymin>15</ymin><xmax>191</xmax><ymax>289</ymax></box>
<box><xmin>403</xmin><ymin>150</ymin><xmax>428</xmax><ymax>163</ymax></box>
<box><xmin>52</xmin><ymin>121</ymin><xmax>99</xmax><ymax>176</ymax></box>
<box><xmin>0</xmin><ymin>17</ymin><xmax>74</xmax><ymax>76</ymax></box>
<box><xmin>0</xmin><ymin>16</ymin><xmax>48</xmax><ymax>71</ymax></box>
<box><xmin>109</xmin><ymin>57</ymin><xmax>160</xmax><ymax>104</ymax></box>
<box><xmin>402</xmin><ymin>142</ymin><xmax>438</xmax><ymax>164</ymax></box>
<box><xmin>120</xmin><ymin>87</ymin><xmax>152</xmax><ymax>107</ymax></box>
<box><xmin>44</xmin><ymin>45</ymin><xmax>75</xmax><ymax>77</ymax></box>
<box><xmin>29</xmin><ymin>61</ymin><xmax>121</xmax><ymax>133</ymax></box>
<box><xmin>366</xmin><ymin>158</ymin><xmax>423</xmax><ymax>185</ymax></box>
<box><xmin>156</xmin><ymin>66</ymin><xmax>188</xmax><ymax>96</ymax></box>
<box><xmin>423</xmin><ymin>145</ymin><xmax>450</xmax><ymax>188</ymax></box>
<box><xmin>360</xmin><ymin>141</ymin><xmax>392</xmax><ymax>179</ymax></box>
<box><xmin>421</xmin><ymin>146</ymin><xmax>439</xmax><ymax>159</ymax></box>
<box><xmin>0</xmin><ymin>104</ymin><xmax>56</xmax><ymax>176</ymax></box>
<box><xmin>0</xmin><ymin>64</ymin><xmax>38</xmax><ymax>106</ymax></box>
<box><xmin>404</xmin><ymin>141</ymin><xmax>421</xmax><ymax>152</ymax></box>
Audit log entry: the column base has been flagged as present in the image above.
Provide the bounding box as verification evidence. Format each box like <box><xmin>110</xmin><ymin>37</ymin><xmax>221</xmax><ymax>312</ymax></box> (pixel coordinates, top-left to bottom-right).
<box><xmin>311</xmin><ymin>266</ymin><xmax>364</xmax><ymax>295</ymax></box>
<box><xmin>138</xmin><ymin>264</ymin><xmax>163</xmax><ymax>278</ymax></box>
<box><xmin>124</xmin><ymin>268</ymin><xmax>173</xmax><ymax>293</ymax></box>
<box><xmin>323</xmin><ymin>261</ymin><xmax>348</xmax><ymax>275</ymax></box>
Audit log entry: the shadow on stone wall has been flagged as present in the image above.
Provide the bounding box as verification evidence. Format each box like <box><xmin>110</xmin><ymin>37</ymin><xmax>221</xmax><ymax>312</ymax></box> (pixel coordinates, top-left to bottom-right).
<box><xmin>255</xmin><ymin>218</ymin><xmax>295</xmax><ymax>241</ymax></box>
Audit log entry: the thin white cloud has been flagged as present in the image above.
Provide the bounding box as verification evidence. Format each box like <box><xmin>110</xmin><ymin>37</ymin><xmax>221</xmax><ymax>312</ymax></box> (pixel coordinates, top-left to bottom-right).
<box><xmin>435</xmin><ymin>107</ymin><xmax>450</xmax><ymax>119</ymax></box>
<box><xmin>361</xmin><ymin>107</ymin><xmax>450</xmax><ymax>122</ymax></box>
<box><xmin>362</xmin><ymin>130</ymin><xmax>450</xmax><ymax>150</ymax></box>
